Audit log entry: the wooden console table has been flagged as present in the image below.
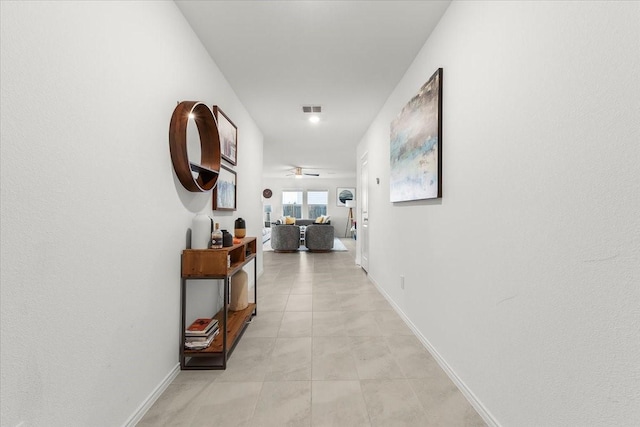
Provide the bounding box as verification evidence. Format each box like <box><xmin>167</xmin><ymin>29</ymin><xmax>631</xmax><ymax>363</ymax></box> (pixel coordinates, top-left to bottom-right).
<box><xmin>180</xmin><ymin>237</ymin><xmax>257</xmax><ymax>370</ymax></box>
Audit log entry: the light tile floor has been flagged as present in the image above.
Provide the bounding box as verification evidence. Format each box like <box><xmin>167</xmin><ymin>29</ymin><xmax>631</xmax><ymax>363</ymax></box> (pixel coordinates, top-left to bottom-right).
<box><xmin>138</xmin><ymin>238</ymin><xmax>486</xmax><ymax>426</ymax></box>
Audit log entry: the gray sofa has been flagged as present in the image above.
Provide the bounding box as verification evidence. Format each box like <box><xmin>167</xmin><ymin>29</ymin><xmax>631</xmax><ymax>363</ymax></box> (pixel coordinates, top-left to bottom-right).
<box><xmin>270</xmin><ymin>225</ymin><xmax>300</xmax><ymax>252</ymax></box>
<box><xmin>305</xmin><ymin>224</ymin><xmax>335</xmax><ymax>252</ymax></box>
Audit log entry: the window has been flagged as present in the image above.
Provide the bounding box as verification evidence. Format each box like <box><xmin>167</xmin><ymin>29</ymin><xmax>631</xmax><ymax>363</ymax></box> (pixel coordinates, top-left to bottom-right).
<box><xmin>282</xmin><ymin>191</ymin><xmax>303</xmax><ymax>218</ymax></box>
<box><xmin>307</xmin><ymin>190</ymin><xmax>328</xmax><ymax>218</ymax></box>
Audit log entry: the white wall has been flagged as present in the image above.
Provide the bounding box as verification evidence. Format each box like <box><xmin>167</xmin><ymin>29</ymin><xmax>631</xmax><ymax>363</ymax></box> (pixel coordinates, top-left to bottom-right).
<box><xmin>262</xmin><ymin>177</ymin><xmax>357</xmax><ymax>238</ymax></box>
<box><xmin>0</xmin><ymin>2</ymin><xmax>263</xmax><ymax>426</ymax></box>
<box><xmin>357</xmin><ymin>1</ymin><xmax>640</xmax><ymax>426</ymax></box>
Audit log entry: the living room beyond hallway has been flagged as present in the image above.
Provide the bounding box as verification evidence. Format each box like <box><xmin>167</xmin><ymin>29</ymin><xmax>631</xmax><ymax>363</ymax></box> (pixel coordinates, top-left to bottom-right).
<box><xmin>138</xmin><ymin>238</ymin><xmax>485</xmax><ymax>426</ymax></box>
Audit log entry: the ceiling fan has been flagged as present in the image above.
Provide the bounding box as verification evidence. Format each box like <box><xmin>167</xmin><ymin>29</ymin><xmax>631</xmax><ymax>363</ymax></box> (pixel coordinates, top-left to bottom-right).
<box><xmin>286</xmin><ymin>167</ymin><xmax>320</xmax><ymax>177</ymax></box>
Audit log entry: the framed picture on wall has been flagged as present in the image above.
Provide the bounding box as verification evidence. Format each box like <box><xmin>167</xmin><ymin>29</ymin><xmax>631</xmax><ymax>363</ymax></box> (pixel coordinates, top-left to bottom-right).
<box><xmin>213</xmin><ymin>164</ymin><xmax>237</xmax><ymax>211</ymax></box>
<box><xmin>213</xmin><ymin>106</ymin><xmax>237</xmax><ymax>166</ymax></box>
<box><xmin>336</xmin><ymin>187</ymin><xmax>355</xmax><ymax>207</ymax></box>
<box><xmin>390</xmin><ymin>68</ymin><xmax>443</xmax><ymax>202</ymax></box>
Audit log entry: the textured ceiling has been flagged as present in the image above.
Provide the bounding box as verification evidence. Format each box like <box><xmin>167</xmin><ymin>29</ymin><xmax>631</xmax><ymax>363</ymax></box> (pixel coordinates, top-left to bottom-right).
<box><xmin>176</xmin><ymin>0</ymin><xmax>451</xmax><ymax>178</ymax></box>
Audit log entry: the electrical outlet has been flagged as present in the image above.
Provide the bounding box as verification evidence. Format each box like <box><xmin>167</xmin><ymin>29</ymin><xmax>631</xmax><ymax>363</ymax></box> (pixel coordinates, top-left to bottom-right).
<box><xmin>400</xmin><ymin>275</ymin><xmax>405</xmax><ymax>290</ymax></box>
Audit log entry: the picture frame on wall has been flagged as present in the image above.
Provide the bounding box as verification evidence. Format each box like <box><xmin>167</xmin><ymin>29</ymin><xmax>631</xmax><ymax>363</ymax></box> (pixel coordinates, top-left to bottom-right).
<box><xmin>390</xmin><ymin>68</ymin><xmax>443</xmax><ymax>202</ymax></box>
<box><xmin>213</xmin><ymin>164</ymin><xmax>237</xmax><ymax>211</ymax></box>
<box><xmin>336</xmin><ymin>187</ymin><xmax>355</xmax><ymax>207</ymax></box>
<box><xmin>213</xmin><ymin>106</ymin><xmax>237</xmax><ymax>166</ymax></box>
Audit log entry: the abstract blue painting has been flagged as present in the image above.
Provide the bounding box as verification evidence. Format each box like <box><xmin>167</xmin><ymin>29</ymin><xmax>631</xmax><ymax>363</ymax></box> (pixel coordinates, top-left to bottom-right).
<box><xmin>390</xmin><ymin>68</ymin><xmax>442</xmax><ymax>202</ymax></box>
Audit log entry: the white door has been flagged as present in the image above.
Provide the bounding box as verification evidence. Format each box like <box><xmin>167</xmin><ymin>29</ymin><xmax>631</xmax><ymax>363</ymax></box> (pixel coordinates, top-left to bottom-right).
<box><xmin>360</xmin><ymin>152</ymin><xmax>369</xmax><ymax>272</ymax></box>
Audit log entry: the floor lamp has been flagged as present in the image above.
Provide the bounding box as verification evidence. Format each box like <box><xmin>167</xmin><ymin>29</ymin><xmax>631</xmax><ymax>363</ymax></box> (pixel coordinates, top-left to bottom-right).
<box><xmin>345</xmin><ymin>200</ymin><xmax>356</xmax><ymax>237</ymax></box>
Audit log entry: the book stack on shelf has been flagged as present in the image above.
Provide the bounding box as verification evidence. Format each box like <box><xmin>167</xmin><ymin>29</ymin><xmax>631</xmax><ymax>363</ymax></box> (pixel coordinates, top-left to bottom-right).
<box><xmin>185</xmin><ymin>317</ymin><xmax>219</xmax><ymax>350</ymax></box>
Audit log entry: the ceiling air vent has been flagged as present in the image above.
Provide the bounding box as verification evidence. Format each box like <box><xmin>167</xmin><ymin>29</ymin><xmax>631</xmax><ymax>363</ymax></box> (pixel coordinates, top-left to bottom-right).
<box><xmin>302</xmin><ymin>105</ymin><xmax>322</xmax><ymax>113</ymax></box>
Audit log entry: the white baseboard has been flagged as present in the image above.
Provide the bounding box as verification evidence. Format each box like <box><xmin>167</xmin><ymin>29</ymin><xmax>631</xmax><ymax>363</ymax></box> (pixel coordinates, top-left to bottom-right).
<box><xmin>368</xmin><ymin>276</ymin><xmax>501</xmax><ymax>427</ymax></box>
<box><xmin>123</xmin><ymin>363</ymin><xmax>180</xmax><ymax>427</ymax></box>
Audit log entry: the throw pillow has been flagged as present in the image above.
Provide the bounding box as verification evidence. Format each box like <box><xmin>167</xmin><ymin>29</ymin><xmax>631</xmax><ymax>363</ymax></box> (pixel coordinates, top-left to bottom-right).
<box><xmin>285</xmin><ymin>216</ymin><xmax>296</xmax><ymax>225</ymax></box>
<box><xmin>315</xmin><ymin>216</ymin><xmax>324</xmax><ymax>224</ymax></box>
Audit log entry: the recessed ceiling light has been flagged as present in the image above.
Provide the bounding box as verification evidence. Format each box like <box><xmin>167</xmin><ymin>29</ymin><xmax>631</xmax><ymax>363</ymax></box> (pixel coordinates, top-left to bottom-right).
<box><xmin>309</xmin><ymin>115</ymin><xmax>320</xmax><ymax>124</ymax></box>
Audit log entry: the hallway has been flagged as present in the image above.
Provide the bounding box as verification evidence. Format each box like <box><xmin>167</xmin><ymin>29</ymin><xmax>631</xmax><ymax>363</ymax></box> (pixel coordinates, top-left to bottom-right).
<box><xmin>139</xmin><ymin>239</ymin><xmax>485</xmax><ymax>426</ymax></box>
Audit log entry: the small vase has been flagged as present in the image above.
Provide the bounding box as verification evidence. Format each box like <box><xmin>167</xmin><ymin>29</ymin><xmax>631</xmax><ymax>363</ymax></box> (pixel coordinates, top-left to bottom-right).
<box><xmin>221</xmin><ymin>230</ymin><xmax>233</xmax><ymax>247</ymax></box>
<box><xmin>234</xmin><ymin>217</ymin><xmax>246</xmax><ymax>238</ymax></box>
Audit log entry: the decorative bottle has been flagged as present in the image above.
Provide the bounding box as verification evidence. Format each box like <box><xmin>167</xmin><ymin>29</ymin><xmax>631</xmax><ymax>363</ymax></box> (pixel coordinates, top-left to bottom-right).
<box><xmin>211</xmin><ymin>223</ymin><xmax>223</xmax><ymax>249</ymax></box>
